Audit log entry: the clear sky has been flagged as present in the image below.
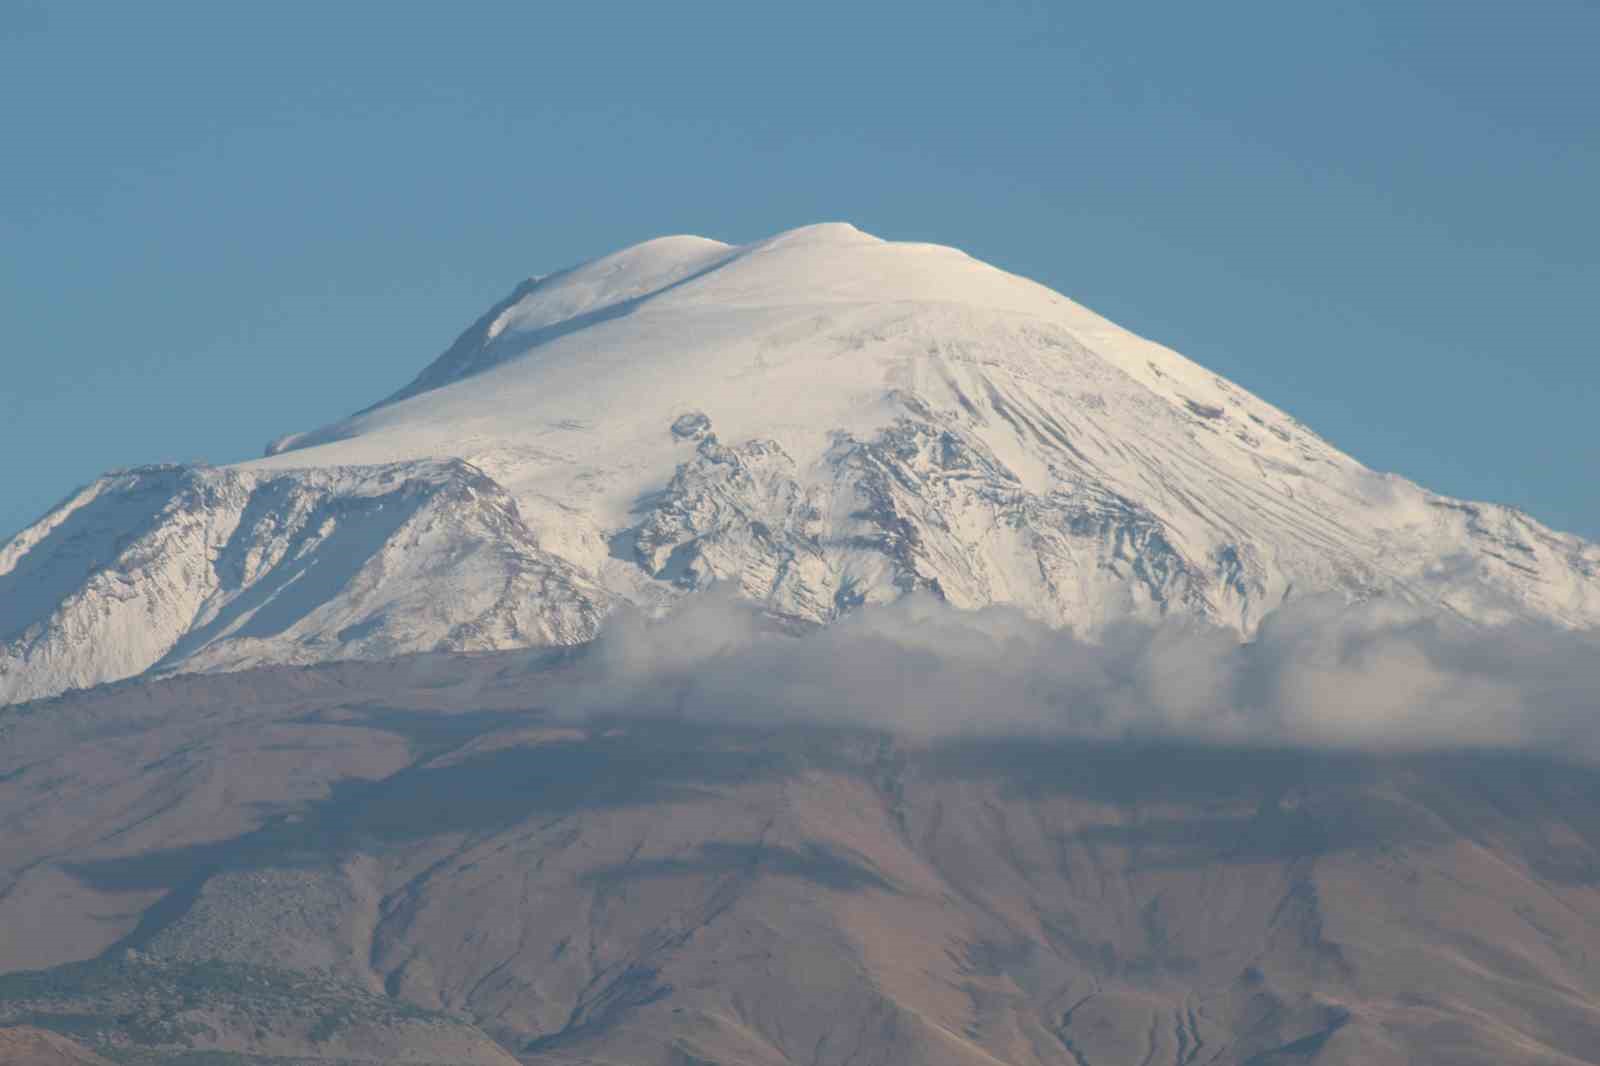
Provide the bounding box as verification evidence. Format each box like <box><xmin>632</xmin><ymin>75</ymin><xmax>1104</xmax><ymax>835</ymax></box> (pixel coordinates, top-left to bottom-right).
<box><xmin>3</xmin><ymin>1</ymin><xmax>1596</xmax><ymax>541</ymax></box>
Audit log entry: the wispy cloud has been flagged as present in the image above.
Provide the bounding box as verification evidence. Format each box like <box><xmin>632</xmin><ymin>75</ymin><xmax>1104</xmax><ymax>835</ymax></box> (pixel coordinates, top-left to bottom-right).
<box><xmin>554</xmin><ymin>590</ymin><xmax>1600</xmax><ymax>756</ymax></box>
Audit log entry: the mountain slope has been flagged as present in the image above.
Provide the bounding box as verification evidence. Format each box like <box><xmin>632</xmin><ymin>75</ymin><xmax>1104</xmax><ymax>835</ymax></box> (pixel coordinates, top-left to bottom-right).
<box><xmin>7</xmin><ymin>655</ymin><xmax>1600</xmax><ymax>1065</ymax></box>
<box><xmin>4</xmin><ymin>222</ymin><xmax>1597</xmax><ymax>703</ymax></box>
<box><xmin>0</xmin><ymin>461</ymin><xmax>603</xmax><ymax>704</ymax></box>
<box><xmin>0</xmin><ymin>1027</ymin><xmax>114</xmax><ymax>1066</ymax></box>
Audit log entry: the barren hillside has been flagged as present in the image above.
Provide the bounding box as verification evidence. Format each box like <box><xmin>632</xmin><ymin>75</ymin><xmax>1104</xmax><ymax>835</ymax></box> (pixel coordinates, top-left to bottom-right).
<box><xmin>4</xmin><ymin>653</ymin><xmax>1600</xmax><ymax>1064</ymax></box>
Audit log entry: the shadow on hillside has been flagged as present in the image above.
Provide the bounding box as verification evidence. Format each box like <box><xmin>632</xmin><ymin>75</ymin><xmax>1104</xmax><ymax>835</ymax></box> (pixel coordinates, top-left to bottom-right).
<box><xmin>65</xmin><ymin>718</ymin><xmax>801</xmax><ymax>899</ymax></box>
<box><xmin>919</xmin><ymin>738</ymin><xmax>1600</xmax><ymax>877</ymax></box>
<box><xmin>582</xmin><ymin>841</ymin><xmax>899</xmax><ymax>894</ymax></box>
<box><xmin>0</xmin><ymin>469</ymin><xmax>190</xmax><ymax>644</ymax></box>
<box><xmin>61</xmin><ymin>719</ymin><xmax>1600</xmax><ymax>957</ymax></box>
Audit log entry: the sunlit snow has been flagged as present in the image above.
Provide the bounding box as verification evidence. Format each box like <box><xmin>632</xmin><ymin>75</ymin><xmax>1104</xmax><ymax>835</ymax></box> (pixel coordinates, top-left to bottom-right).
<box><xmin>4</xmin><ymin>223</ymin><xmax>1596</xmax><ymax>704</ymax></box>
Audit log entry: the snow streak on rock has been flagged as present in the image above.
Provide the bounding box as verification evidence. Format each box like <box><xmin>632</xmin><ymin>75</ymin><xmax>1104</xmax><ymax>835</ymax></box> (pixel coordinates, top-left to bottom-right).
<box><xmin>0</xmin><ymin>461</ymin><xmax>603</xmax><ymax>704</ymax></box>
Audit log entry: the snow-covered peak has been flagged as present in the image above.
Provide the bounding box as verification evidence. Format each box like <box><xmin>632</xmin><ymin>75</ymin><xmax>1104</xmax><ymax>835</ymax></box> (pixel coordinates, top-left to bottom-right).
<box><xmin>256</xmin><ymin>223</ymin><xmax>1337</xmax><ymax>531</ymax></box>
<box><xmin>6</xmin><ymin>223</ymin><xmax>1598</xmax><ymax>704</ymax></box>
<box><xmin>484</xmin><ymin>233</ymin><xmax>735</xmax><ymax>338</ymax></box>
<box><xmin>751</xmin><ymin>220</ymin><xmax>882</xmax><ymax>246</ymax></box>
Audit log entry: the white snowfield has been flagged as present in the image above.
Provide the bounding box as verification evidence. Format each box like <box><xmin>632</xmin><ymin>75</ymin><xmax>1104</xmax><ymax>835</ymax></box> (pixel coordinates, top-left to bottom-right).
<box><xmin>4</xmin><ymin>223</ymin><xmax>1597</xmax><ymax>704</ymax></box>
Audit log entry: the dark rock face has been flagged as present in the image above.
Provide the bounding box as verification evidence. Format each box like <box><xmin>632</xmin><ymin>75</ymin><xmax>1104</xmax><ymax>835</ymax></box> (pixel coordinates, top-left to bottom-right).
<box><xmin>6</xmin><ymin>657</ymin><xmax>1600</xmax><ymax>1064</ymax></box>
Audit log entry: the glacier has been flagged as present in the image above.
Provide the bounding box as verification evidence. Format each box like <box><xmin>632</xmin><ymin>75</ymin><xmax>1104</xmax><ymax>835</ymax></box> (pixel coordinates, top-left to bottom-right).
<box><xmin>4</xmin><ymin>222</ymin><xmax>1597</xmax><ymax>704</ymax></box>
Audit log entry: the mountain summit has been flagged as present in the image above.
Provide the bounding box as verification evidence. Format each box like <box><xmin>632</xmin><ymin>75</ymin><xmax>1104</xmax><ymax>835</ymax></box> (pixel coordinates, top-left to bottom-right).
<box><xmin>4</xmin><ymin>223</ymin><xmax>1597</xmax><ymax>703</ymax></box>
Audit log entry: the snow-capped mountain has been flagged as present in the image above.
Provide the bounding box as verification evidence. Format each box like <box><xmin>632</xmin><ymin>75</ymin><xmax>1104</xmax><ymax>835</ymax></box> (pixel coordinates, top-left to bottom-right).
<box><xmin>4</xmin><ymin>222</ymin><xmax>1597</xmax><ymax>703</ymax></box>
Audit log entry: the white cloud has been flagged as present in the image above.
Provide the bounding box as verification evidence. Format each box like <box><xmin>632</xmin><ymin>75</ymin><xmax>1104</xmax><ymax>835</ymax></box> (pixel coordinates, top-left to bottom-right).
<box><xmin>554</xmin><ymin>590</ymin><xmax>1600</xmax><ymax>756</ymax></box>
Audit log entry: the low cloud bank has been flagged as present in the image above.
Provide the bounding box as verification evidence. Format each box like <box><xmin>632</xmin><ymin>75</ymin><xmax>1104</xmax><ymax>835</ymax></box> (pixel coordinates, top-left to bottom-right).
<box><xmin>557</xmin><ymin>591</ymin><xmax>1600</xmax><ymax>755</ymax></box>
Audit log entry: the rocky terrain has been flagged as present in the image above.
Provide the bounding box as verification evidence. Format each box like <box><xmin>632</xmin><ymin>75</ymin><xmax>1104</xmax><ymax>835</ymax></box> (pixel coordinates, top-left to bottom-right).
<box><xmin>4</xmin><ymin>651</ymin><xmax>1600</xmax><ymax>1064</ymax></box>
<box><xmin>0</xmin><ymin>957</ymin><xmax>517</xmax><ymax>1065</ymax></box>
<box><xmin>0</xmin><ymin>1026</ymin><xmax>113</xmax><ymax>1066</ymax></box>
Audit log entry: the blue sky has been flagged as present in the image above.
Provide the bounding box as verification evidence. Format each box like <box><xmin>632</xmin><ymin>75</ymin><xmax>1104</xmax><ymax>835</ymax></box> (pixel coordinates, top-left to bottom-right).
<box><xmin>3</xmin><ymin>1</ymin><xmax>1596</xmax><ymax>540</ymax></box>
